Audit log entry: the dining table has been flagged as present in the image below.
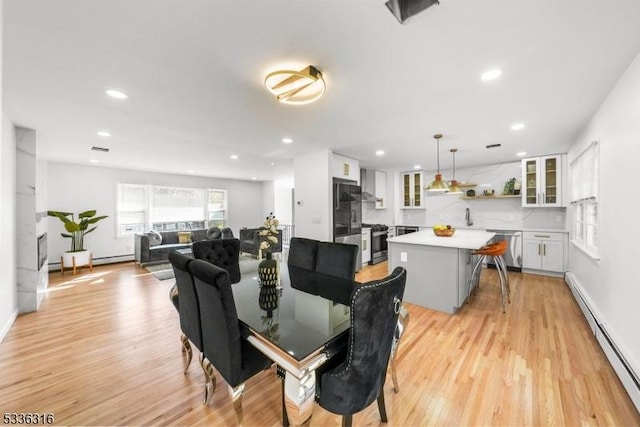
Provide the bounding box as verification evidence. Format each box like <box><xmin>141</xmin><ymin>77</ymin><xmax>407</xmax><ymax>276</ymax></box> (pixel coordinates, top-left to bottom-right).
<box><xmin>231</xmin><ymin>259</ymin><xmax>354</xmax><ymax>425</ymax></box>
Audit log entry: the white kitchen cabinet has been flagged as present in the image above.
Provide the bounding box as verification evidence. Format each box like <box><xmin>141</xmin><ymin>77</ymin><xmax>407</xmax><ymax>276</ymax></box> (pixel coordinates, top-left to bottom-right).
<box><xmin>361</xmin><ymin>228</ymin><xmax>371</xmax><ymax>265</ymax></box>
<box><xmin>400</xmin><ymin>171</ymin><xmax>424</xmax><ymax>209</ymax></box>
<box><xmin>522</xmin><ymin>154</ymin><xmax>564</xmax><ymax>207</ymax></box>
<box><xmin>332</xmin><ymin>153</ymin><xmax>360</xmax><ymax>184</ymax></box>
<box><xmin>374</xmin><ymin>170</ymin><xmax>387</xmax><ymax>209</ymax></box>
<box><xmin>522</xmin><ymin>231</ymin><xmax>566</xmax><ymax>273</ymax></box>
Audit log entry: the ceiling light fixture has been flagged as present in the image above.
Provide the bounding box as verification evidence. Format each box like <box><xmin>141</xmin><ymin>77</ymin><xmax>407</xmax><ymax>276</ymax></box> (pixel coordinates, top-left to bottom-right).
<box><xmin>517</xmin><ymin>151</ymin><xmax>527</xmax><ymax>157</ymax></box>
<box><xmin>97</xmin><ymin>130</ymin><xmax>111</xmax><ymax>137</ymax></box>
<box><xmin>376</xmin><ymin>150</ymin><xmax>385</xmax><ymax>156</ymax></box>
<box><xmin>230</xmin><ymin>154</ymin><xmax>239</xmax><ymax>160</ymax></box>
<box><xmin>511</xmin><ymin>123</ymin><xmax>525</xmax><ymax>131</ymax></box>
<box><xmin>282</xmin><ymin>137</ymin><xmax>293</xmax><ymax>144</ymax></box>
<box><xmin>447</xmin><ymin>148</ymin><xmax>463</xmax><ymax>195</ymax></box>
<box><xmin>414</xmin><ymin>165</ymin><xmax>421</xmax><ymax>170</ymax></box>
<box><xmin>264</xmin><ymin>65</ymin><xmax>326</xmax><ymax>105</ymax></box>
<box><xmin>105</xmin><ymin>89</ymin><xmax>128</xmax><ymax>99</ymax></box>
<box><xmin>426</xmin><ymin>133</ymin><xmax>449</xmax><ymax>192</ymax></box>
<box><xmin>481</xmin><ymin>69</ymin><xmax>502</xmax><ymax>81</ymax></box>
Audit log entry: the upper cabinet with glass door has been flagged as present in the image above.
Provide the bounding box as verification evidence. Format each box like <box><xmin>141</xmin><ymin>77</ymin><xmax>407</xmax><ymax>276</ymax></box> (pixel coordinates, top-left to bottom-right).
<box><xmin>522</xmin><ymin>154</ymin><xmax>565</xmax><ymax>207</ymax></box>
<box><xmin>401</xmin><ymin>171</ymin><xmax>425</xmax><ymax>209</ymax></box>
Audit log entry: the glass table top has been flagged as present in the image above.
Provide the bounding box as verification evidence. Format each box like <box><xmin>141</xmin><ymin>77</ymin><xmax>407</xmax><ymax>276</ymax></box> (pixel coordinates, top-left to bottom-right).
<box><xmin>231</xmin><ymin>259</ymin><xmax>352</xmax><ymax>362</ymax></box>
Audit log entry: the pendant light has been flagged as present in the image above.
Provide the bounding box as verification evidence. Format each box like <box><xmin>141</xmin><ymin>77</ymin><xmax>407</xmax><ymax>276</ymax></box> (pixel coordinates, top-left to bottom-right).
<box><xmin>447</xmin><ymin>148</ymin><xmax>463</xmax><ymax>195</ymax></box>
<box><xmin>426</xmin><ymin>133</ymin><xmax>450</xmax><ymax>192</ymax></box>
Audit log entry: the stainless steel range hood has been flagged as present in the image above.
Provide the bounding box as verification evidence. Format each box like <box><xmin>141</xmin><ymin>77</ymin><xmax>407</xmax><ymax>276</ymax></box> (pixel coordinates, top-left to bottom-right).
<box><xmin>360</xmin><ymin>169</ymin><xmax>382</xmax><ymax>203</ymax></box>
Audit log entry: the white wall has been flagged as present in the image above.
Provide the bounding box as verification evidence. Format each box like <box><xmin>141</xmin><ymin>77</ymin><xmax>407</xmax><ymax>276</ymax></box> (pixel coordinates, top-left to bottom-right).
<box><xmin>0</xmin><ymin>1</ymin><xmax>20</xmax><ymax>341</ymax></box>
<box><xmin>567</xmin><ymin>50</ymin><xmax>640</xmax><ymax>377</ymax></box>
<box><xmin>47</xmin><ymin>162</ymin><xmax>265</xmax><ymax>265</ymax></box>
<box><xmin>293</xmin><ymin>150</ymin><xmax>332</xmax><ymax>240</ymax></box>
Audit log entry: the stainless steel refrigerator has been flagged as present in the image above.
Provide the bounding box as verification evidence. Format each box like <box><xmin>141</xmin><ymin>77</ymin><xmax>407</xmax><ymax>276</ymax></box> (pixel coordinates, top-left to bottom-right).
<box><xmin>333</xmin><ymin>178</ymin><xmax>362</xmax><ymax>270</ymax></box>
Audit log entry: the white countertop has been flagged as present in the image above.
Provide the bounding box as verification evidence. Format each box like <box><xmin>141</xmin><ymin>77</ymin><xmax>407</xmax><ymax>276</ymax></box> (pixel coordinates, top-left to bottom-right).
<box><xmin>391</xmin><ymin>224</ymin><xmax>569</xmax><ymax>233</ymax></box>
<box><xmin>387</xmin><ymin>229</ymin><xmax>495</xmax><ymax>250</ymax></box>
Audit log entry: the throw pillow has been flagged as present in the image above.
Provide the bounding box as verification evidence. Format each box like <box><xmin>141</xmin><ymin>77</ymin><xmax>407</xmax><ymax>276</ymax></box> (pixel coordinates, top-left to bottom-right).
<box><xmin>206</xmin><ymin>226</ymin><xmax>222</xmax><ymax>240</ymax></box>
<box><xmin>147</xmin><ymin>230</ymin><xmax>162</xmax><ymax>246</ymax></box>
<box><xmin>178</xmin><ymin>231</ymin><xmax>192</xmax><ymax>244</ymax></box>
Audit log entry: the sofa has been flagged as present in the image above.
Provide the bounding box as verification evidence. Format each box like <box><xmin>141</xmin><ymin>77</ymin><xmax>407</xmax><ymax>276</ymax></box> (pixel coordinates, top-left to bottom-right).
<box><xmin>239</xmin><ymin>228</ymin><xmax>283</xmax><ymax>257</ymax></box>
<box><xmin>135</xmin><ymin>227</ymin><xmax>234</xmax><ymax>265</ymax></box>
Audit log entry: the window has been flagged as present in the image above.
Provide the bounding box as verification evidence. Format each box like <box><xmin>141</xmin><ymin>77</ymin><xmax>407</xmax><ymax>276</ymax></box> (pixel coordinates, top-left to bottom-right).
<box><xmin>570</xmin><ymin>141</ymin><xmax>599</xmax><ymax>257</ymax></box>
<box><xmin>207</xmin><ymin>189</ymin><xmax>228</xmax><ymax>227</ymax></box>
<box><xmin>116</xmin><ymin>184</ymin><xmax>228</xmax><ymax>235</ymax></box>
<box><xmin>117</xmin><ymin>184</ymin><xmax>148</xmax><ymax>235</ymax></box>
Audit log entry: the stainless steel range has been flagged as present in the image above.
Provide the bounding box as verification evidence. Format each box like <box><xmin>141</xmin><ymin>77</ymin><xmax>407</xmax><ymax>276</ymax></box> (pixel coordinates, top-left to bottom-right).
<box><xmin>363</xmin><ymin>223</ymin><xmax>389</xmax><ymax>265</ymax></box>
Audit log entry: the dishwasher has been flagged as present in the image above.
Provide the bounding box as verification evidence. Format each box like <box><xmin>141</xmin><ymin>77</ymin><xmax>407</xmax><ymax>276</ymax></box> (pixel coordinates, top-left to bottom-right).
<box><xmin>486</xmin><ymin>230</ymin><xmax>522</xmax><ymax>272</ymax></box>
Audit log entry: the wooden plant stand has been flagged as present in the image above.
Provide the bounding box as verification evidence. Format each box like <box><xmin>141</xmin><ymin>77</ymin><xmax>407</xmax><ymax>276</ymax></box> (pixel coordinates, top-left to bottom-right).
<box><xmin>61</xmin><ymin>253</ymin><xmax>93</xmax><ymax>276</ymax></box>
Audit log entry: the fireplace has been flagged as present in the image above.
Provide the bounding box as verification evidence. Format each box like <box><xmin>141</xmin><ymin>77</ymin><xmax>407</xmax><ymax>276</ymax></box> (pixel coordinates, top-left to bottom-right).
<box><xmin>37</xmin><ymin>233</ymin><xmax>47</xmax><ymax>271</ymax></box>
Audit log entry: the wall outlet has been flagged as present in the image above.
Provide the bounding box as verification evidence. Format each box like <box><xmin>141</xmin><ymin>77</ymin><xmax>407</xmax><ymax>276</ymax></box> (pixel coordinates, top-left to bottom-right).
<box><xmin>400</xmin><ymin>252</ymin><xmax>407</xmax><ymax>262</ymax></box>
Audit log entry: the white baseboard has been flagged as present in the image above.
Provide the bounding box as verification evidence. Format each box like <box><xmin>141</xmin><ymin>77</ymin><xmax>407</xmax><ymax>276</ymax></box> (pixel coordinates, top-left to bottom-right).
<box><xmin>0</xmin><ymin>309</ymin><xmax>19</xmax><ymax>343</ymax></box>
<box><xmin>565</xmin><ymin>272</ymin><xmax>640</xmax><ymax>412</ymax></box>
<box><xmin>47</xmin><ymin>254</ymin><xmax>134</xmax><ymax>271</ymax></box>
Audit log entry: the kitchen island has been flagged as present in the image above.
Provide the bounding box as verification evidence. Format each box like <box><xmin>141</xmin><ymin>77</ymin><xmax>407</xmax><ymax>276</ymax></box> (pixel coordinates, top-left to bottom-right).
<box><xmin>388</xmin><ymin>229</ymin><xmax>495</xmax><ymax>314</ymax></box>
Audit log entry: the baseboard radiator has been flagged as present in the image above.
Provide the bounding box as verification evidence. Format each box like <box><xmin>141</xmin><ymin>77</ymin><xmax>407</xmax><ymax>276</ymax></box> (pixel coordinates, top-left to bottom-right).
<box><xmin>565</xmin><ymin>272</ymin><xmax>640</xmax><ymax>412</ymax></box>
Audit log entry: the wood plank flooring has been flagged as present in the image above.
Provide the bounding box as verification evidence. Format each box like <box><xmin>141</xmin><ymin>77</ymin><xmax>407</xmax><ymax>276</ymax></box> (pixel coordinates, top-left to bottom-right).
<box><xmin>1</xmin><ymin>261</ymin><xmax>638</xmax><ymax>426</ymax></box>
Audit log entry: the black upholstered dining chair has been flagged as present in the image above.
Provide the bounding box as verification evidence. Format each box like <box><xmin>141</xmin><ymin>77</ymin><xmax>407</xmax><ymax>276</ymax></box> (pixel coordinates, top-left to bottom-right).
<box><xmin>315</xmin><ymin>266</ymin><xmax>407</xmax><ymax>427</ymax></box>
<box><xmin>168</xmin><ymin>251</ymin><xmax>203</xmax><ymax>376</ymax></box>
<box><xmin>190</xmin><ymin>259</ymin><xmax>273</xmax><ymax>424</ymax></box>
<box><xmin>192</xmin><ymin>238</ymin><xmax>241</xmax><ymax>284</ymax></box>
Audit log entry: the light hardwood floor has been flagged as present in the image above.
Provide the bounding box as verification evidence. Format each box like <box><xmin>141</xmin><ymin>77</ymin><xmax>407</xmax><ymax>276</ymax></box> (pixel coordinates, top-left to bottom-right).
<box><xmin>1</xmin><ymin>261</ymin><xmax>638</xmax><ymax>426</ymax></box>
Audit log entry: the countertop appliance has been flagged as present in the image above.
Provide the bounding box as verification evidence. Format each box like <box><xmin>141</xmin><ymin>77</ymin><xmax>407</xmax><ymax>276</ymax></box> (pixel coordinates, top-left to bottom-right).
<box><xmin>396</xmin><ymin>225</ymin><xmax>419</xmax><ymax>235</ymax></box>
<box><xmin>333</xmin><ymin>178</ymin><xmax>362</xmax><ymax>269</ymax></box>
<box><xmin>486</xmin><ymin>230</ymin><xmax>523</xmax><ymax>272</ymax></box>
<box><xmin>362</xmin><ymin>223</ymin><xmax>388</xmax><ymax>265</ymax></box>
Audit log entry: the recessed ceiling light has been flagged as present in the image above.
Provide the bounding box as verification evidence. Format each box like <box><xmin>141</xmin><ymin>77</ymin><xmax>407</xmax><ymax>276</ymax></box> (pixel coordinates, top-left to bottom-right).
<box><xmin>230</xmin><ymin>154</ymin><xmax>239</xmax><ymax>160</ymax></box>
<box><xmin>511</xmin><ymin>123</ymin><xmax>525</xmax><ymax>131</ymax></box>
<box><xmin>251</xmin><ymin>177</ymin><xmax>257</xmax><ymax>180</ymax></box>
<box><xmin>97</xmin><ymin>130</ymin><xmax>111</xmax><ymax>137</ymax></box>
<box><xmin>105</xmin><ymin>89</ymin><xmax>128</xmax><ymax>99</ymax></box>
<box><xmin>413</xmin><ymin>165</ymin><xmax>421</xmax><ymax>170</ymax></box>
<box><xmin>481</xmin><ymin>69</ymin><xmax>502</xmax><ymax>81</ymax></box>
<box><xmin>376</xmin><ymin>150</ymin><xmax>385</xmax><ymax>156</ymax></box>
<box><xmin>282</xmin><ymin>137</ymin><xmax>293</xmax><ymax>144</ymax></box>
<box><xmin>517</xmin><ymin>151</ymin><xmax>527</xmax><ymax>157</ymax></box>
<box><xmin>188</xmin><ymin>170</ymin><xmax>195</xmax><ymax>174</ymax></box>
<box><xmin>90</xmin><ymin>159</ymin><xmax>99</xmax><ymax>163</ymax></box>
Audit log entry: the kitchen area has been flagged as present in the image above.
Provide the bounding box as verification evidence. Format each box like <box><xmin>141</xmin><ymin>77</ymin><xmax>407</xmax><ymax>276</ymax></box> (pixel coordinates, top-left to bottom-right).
<box><xmin>331</xmin><ymin>152</ymin><xmax>569</xmax><ymax>313</ymax></box>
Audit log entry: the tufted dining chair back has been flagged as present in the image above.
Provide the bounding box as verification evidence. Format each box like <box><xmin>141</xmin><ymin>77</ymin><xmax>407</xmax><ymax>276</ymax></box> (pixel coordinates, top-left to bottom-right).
<box><xmin>192</xmin><ymin>238</ymin><xmax>241</xmax><ymax>284</ymax></box>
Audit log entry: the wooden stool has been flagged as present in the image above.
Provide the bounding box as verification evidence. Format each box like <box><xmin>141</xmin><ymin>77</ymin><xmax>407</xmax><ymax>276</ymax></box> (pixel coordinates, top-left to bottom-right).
<box><xmin>469</xmin><ymin>240</ymin><xmax>511</xmax><ymax>312</ymax></box>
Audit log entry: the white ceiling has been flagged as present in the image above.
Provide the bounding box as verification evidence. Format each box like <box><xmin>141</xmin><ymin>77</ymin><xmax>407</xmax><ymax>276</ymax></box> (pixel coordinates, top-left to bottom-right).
<box><xmin>4</xmin><ymin>0</ymin><xmax>640</xmax><ymax>181</ymax></box>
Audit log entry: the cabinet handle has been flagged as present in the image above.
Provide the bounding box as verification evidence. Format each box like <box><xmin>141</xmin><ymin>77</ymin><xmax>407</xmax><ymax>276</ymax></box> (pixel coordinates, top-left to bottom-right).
<box><xmin>534</xmin><ymin>234</ymin><xmax>550</xmax><ymax>238</ymax></box>
<box><xmin>538</xmin><ymin>243</ymin><xmax>541</xmax><ymax>256</ymax></box>
<box><xmin>542</xmin><ymin>192</ymin><xmax>545</xmax><ymax>204</ymax></box>
<box><xmin>543</xmin><ymin>244</ymin><xmax>546</xmax><ymax>256</ymax></box>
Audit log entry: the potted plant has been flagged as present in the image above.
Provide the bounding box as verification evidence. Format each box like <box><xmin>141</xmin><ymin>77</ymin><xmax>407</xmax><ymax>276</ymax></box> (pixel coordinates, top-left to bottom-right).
<box><xmin>48</xmin><ymin>210</ymin><xmax>108</xmax><ymax>268</ymax></box>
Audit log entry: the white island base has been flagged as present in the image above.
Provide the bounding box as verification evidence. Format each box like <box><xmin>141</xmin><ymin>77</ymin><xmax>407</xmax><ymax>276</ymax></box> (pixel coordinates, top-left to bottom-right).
<box><xmin>388</xmin><ymin>230</ymin><xmax>495</xmax><ymax>314</ymax></box>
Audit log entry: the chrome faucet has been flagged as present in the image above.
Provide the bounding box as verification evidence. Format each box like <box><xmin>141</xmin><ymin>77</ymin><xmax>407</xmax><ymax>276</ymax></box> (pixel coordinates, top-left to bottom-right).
<box><xmin>465</xmin><ymin>208</ymin><xmax>473</xmax><ymax>226</ymax></box>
